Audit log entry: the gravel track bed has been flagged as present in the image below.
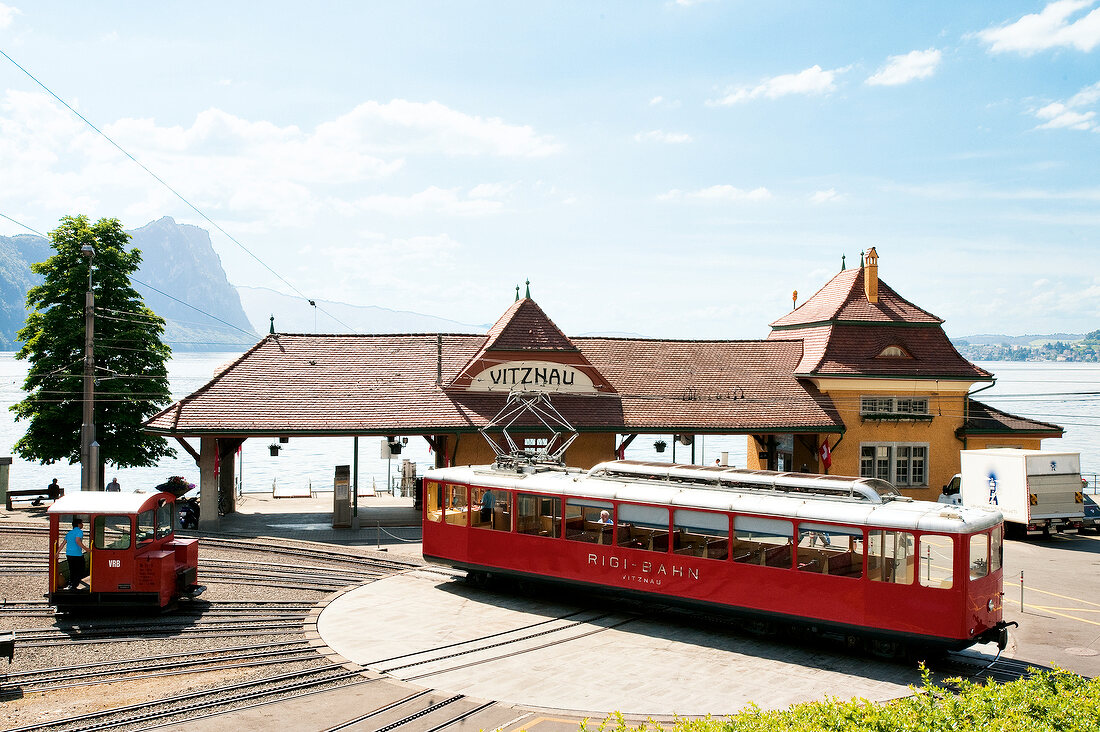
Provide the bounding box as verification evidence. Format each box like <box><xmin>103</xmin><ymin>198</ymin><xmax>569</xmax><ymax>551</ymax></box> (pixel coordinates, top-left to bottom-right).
<box><xmin>0</xmin><ymin>522</ymin><xmax>413</xmax><ymax>731</ymax></box>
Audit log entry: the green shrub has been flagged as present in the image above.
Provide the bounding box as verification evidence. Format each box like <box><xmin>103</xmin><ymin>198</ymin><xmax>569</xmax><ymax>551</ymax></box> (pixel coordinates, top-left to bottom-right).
<box><xmin>576</xmin><ymin>668</ymin><xmax>1100</xmax><ymax>732</ymax></box>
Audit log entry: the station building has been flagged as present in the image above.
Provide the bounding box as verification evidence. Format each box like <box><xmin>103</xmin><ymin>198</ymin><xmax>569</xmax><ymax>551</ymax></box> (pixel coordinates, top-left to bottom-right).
<box><xmin>146</xmin><ymin>249</ymin><xmax>1060</xmax><ymax>527</ymax></box>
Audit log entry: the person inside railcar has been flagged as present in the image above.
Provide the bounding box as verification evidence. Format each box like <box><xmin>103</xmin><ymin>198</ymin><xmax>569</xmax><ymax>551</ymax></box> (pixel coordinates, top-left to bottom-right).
<box><xmin>479</xmin><ymin>488</ymin><xmax>494</xmax><ymax>524</ymax></box>
<box><xmin>57</xmin><ymin>517</ymin><xmax>88</xmax><ymax>591</ymax></box>
<box><xmin>598</xmin><ymin>510</ymin><xmax>613</xmax><ymax>525</ymax></box>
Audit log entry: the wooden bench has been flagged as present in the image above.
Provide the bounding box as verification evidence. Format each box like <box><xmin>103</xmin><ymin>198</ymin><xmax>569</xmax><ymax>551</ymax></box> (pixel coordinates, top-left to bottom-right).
<box><xmin>6</xmin><ymin>484</ymin><xmax>64</xmax><ymax>510</ymax></box>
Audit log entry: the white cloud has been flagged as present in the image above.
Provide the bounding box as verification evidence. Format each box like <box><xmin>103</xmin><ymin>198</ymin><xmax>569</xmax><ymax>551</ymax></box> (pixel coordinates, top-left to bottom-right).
<box><xmin>659</xmin><ymin>185</ymin><xmax>772</xmax><ymax>201</ymax></box>
<box><xmin>354</xmin><ymin>186</ymin><xmax>506</xmax><ymax>216</ymax></box>
<box><xmin>0</xmin><ymin>3</ymin><xmax>20</xmax><ymax>29</ymax></box>
<box><xmin>866</xmin><ymin>49</ymin><xmax>942</xmax><ymax>86</ymax></box>
<box><xmin>978</xmin><ymin>0</ymin><xmax>1100</xmax><ymax>55</ymax></box>
<box><xmin>0</xmin><ymin>91</ymin><xmax>556</xmax><ymax>231</ymax></box>
<box><xmin>810</xmin><ymin>188</ymin><xmax>843</xmax><ymax>204</ymax></box>
<box><xmin>323</xmin><ymin>99</ymin><xmax>563</xmax><ymax>157</ymax></box>
<box><xmin>100</xmin><ymin>31</ymin><xmax>120</xmax><ymax>43</ymax></box>
<box><xmin>1032</xmin><ymin>81</ymin><xmax>1100</xmax><ymax>131</ymax></box>
<box><xmin>648</xmin><ymin>96</ymin><xmax>681</xmax><ymax>108</ymax></box>
<box><xmin>708</xmin><ymin>65</ymin><xmax>849</xmax><ymax>106</ymax></box>
<box><xmin>633</xmin><ymin>129</ymin><xmax>693</xmax><ymax>144</ymax></box>
<box><xmin>674</xmin><ymin>0</ymin><xmax>715</xmax><ymax>6</ymax></box>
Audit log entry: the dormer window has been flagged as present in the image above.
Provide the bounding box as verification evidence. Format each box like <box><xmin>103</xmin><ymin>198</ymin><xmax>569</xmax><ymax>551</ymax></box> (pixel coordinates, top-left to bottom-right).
<box><xmin>877</xmin><ymin>345</ymin><xmax>911</xmax><ymax>359</ymax></box>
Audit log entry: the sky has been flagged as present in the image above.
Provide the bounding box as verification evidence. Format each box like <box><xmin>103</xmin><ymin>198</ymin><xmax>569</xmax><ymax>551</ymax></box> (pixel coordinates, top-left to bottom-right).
<box><xmin>0</xmin><ymin>1</ymin><xmax>1098</xmax><ymax>341</ymax></box>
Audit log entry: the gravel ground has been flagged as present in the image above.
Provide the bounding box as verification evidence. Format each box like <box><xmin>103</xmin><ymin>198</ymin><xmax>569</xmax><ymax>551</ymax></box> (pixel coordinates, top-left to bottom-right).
<box><xmin>0</xmin><ymin>520</ymin><xmax>408</xmax><ymax>731</ymax></box>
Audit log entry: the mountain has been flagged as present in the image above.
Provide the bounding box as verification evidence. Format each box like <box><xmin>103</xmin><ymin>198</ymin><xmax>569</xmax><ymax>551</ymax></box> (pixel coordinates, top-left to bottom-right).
<box><xmin>0</xmin><ymin>217</ymin><xmax>254</xmax><ymax>352</ymax></box>
<box><xmin>0</xmin><ymin>233</ymin><xmax>52</xmax><ymax>349</ymax></box>
<box><xmin>128</xmin><ymin>217</ymin><xmax>255</xmax><ymax>351</ymax></box>
<box><xmin>237</xmin><ymin>286</ymin><xmax>486</xmax><ymax>335</ymax></box>
<box><xmin>952</xmin><ymin>333</ymin><xmax>1084</xmax><ymax>347</ymax></box>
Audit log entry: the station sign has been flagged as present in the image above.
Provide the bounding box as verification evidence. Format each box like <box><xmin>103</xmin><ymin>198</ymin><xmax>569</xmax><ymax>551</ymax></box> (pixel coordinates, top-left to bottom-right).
<box><xmin>467</xmin><ymin>360</ymin><xmax>597</xmax><ymax>393</ymax></box>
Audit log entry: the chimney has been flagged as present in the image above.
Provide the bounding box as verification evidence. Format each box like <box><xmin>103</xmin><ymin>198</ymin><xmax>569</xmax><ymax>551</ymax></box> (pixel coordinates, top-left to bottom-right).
<box><xmin>864</xmin><ymin>247</ymin><xmax>879</xmax><ymax>304</ymax></box>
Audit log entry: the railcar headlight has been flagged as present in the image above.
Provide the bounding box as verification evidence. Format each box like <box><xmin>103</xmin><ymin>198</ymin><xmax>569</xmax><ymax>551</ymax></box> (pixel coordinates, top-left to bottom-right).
<box><xmin>988</xmin><ymin>599</ymin><xmax>995</xmax><ymax>612</ymax></box>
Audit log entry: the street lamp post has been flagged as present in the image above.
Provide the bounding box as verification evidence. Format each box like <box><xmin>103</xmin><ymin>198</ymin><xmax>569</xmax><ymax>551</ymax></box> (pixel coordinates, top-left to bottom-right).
<box><xmin>79</xmin><ymin>244</ymin><xmax>98</xmax><ymax>492</ymax></box>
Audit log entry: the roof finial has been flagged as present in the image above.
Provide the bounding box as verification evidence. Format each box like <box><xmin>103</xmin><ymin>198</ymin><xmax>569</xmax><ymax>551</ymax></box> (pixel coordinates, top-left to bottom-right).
<box><xmin>860</xmin><ymin>250</ymin><xmax>865</xmax><ymax>268</ymax></box>
<box><xmin>841</xmin><ymin>254</ymin><xmax>846</xmax><ymax>271</ymax></box>
<box><xmin>269</xmin><ymin>315</ymin><xmax>275</xmax><ymax>334</ymax></box>
<box><xmin>525</xmin><ymin>279</ymin><xmax>531</xmax><ymax>299</ymax></box>
<box><xmin>515</xmin><ymin>284</ymin><xmax>520</xmax><ymax>302</ymax></box>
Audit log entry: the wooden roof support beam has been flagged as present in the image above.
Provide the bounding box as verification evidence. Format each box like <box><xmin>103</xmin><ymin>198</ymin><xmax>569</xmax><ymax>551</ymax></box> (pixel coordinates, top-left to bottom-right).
<box><xmin>174</xmin><ymin>436</ymin><xmax>200</xmax><ymax>465</ymax></box>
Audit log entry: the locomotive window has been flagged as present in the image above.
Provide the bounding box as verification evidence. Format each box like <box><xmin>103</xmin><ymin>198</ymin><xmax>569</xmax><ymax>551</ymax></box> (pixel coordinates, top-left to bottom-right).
<box><xmin>796</xmin><ymin>523</ymin><xmax>863</xmax><ymax>578</ymax></box>
<box><xmin>156</xmin><ymin>501</ymin><xmax>173</xmax><ymax>539</ymax></box>
<box><xmin>617</xmin><ymin>504</ymin><xmax>670</xmax><ymax>553</ymax></box>
<box><xmin>565</xmin><ymin>499</ymin><xmax>614</xmax><ymax>544</ymax></box>
<box><xmin>472</xmin><ymin>489</ymin><xmax>511</xmax><ymax>531</ymax></box>
<box><xmin>969</xmin><ymin>534</ymin><xmax>989</xmax><ymax>580</ymax></box>
<box><xmin>673</xmin><ymin>509</ymin><xmax>729</xmax><ymax>560</ymax></box>
<box><xmin>733</xmin><ymin>516</ymin><xmax>793</xmax><ymax>568</ymax></box>
<box><xmin>94</xmin><ymin>516</ymin><xmax>131</xmax><ymax>551</ymax></box>
<box><xmin>918</xmin><ymin>534</ymin><xmax>954</xmax><ymax>589</ymax></box>
<box><xmin>516</xmin><ymin>494</ymin><xmax>561</xmax><ymax>538</ymax></box>
<box><xmin>991</xmin><ymin>526</ymin><xmax>1003</xmax><ymax>573</ymax></box>
<box><xmin>868</xmin><ymin>530</ymin><xmax>915</xmax><ymax>584</ymax></box>
<box><xmin>137</xmin><ymin>509</ymin><xmax>155</xmax><ymax>544</ymax></box>
<box><xmin>444</xmin><ymin>484</ymin><xmax>468</xmax><ymax>526</ymax></box>
<box><xmin>425</xmin><ymin>481</ymin><xmax>443</xmax><ymax>523</ymax></box>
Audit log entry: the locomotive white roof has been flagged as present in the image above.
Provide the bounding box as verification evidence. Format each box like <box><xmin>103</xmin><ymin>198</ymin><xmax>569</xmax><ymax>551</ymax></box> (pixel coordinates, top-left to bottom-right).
<box><xmin>47</xmin><ymin>491</ymin><xmax>173</xmax><ymax>515</ymax></box>
<box><xmin>425</xmin><ymin>461</ymin><xmax>1003</xmax><ymax>534</ymax></box>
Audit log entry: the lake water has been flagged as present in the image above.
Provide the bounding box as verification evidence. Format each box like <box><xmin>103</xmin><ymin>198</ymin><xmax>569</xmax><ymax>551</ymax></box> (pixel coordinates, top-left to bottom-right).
<box><xmin>0</xmin><ymin>353</ymin><xmax>1095</xmax><ymax>495</ymax></box>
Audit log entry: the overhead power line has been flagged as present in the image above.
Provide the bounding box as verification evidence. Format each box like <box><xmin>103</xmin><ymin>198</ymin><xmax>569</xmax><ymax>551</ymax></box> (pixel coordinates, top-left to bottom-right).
<box><xmin>0</xmin><ymin>47</ymin><xmax>357</xmax><ymax>334</ymax></box>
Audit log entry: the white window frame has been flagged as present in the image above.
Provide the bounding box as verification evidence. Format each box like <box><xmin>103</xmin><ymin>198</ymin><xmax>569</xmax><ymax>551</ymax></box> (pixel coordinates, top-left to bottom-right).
<box><xmin>859</xmin><ymin>442</ymin><xmax>929</xmax><ymax>487</ymax></box>
<box><xmin>859</xmin><ymin>396</ymin><xmax>930</xmax><ymax>417</ymax></box>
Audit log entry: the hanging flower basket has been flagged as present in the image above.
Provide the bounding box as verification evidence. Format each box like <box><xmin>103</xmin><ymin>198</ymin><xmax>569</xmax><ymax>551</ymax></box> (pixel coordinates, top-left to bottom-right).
<box><xmin>654</xmin><ymin>440</ymin><xmax>667</xmax><ymax>453</ymax></box>
<box><xmin>269</xmin><ymin>444</ymin><xmax>281</xmax><ymax>457</ymax></box>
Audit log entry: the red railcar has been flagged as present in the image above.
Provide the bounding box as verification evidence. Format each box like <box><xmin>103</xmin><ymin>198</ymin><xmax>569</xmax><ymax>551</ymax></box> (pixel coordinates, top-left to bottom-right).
<box><xmin>423</xmin><ymin>459</ymin><xmax>1011</xmax><ymax>652</ymax></box>
<box><xmin>47</xmin><ymin>491</ymin><xmax>203</xmax><ymax>610</ymax></box>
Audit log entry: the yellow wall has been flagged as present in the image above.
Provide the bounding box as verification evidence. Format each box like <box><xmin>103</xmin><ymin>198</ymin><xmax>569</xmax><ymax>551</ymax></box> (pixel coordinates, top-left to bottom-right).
<box><xmin>746</xmin><ymin>390</ymin><xmax>983</xmax><ymax>502</ymax></box>
<box><xmin>444</xmin><ymin>432</ymin><xmax>616</xmax><ymax>469</ymax></box>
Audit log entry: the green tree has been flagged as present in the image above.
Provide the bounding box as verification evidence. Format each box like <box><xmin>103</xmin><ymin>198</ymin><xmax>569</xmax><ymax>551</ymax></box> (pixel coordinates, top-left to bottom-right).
<box><xmin>11</xmin><ymin>215</ymin><xmax>174</xmax><ymax>469</ymax></box>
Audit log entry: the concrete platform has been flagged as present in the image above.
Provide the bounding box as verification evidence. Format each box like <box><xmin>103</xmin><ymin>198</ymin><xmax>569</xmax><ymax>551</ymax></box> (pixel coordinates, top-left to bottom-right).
<box><xmin>315</xmin><ymin>571</ymin><xmax>922</xmax><ymax>717</ymax></box>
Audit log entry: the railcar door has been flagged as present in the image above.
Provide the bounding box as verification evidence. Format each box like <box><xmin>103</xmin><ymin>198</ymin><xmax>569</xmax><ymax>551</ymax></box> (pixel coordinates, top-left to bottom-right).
<box><xmin>90</xmin><ymin>515</ymin><xmax>134</xmax><ymax>593</ymax></box>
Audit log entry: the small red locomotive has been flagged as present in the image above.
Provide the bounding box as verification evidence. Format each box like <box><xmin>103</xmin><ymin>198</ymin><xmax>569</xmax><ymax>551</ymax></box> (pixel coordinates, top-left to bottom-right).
<box><xmin>47</xmin><ymin>491</ymin><xmax>203</xmax><ymax>610</ymax></box>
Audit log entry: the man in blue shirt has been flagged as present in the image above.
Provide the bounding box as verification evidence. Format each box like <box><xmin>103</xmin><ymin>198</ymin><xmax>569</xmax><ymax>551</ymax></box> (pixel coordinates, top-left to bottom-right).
<box><xmin>62</xmin><ymin>517</ymin><xmax>88</xmax><ymax>591</ymax></box>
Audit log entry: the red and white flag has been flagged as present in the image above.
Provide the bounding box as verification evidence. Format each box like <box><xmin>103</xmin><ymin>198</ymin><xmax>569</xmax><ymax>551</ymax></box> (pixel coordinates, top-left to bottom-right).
<box><xmin>819</xmin><ymin>440</ymin><xmax>832</xmax><ymax>470</ymax></box>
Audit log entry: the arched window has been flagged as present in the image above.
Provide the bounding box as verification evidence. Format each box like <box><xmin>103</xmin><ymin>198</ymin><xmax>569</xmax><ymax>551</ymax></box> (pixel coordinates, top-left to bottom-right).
<box><xmin>877</xmin><ymin>345</ymin><xmax>910</xmax><ymax>358</ymax></box>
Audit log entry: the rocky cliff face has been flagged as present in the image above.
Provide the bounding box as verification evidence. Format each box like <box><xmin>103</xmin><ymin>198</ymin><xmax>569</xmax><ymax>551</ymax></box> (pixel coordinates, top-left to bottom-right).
<box><xmin>0</xmin><ymin>217</ymin><xmax>255</xmax><ymax>352</ymax></box>
<box><xmin>0</xmin><ymin>234</ymin><xmax>52</xmax><ymax>349</ymax></box>
<box><xmin>129</xmin><ymin>217</ymin><xmax>255</xmax><ymax>351</ymax></box>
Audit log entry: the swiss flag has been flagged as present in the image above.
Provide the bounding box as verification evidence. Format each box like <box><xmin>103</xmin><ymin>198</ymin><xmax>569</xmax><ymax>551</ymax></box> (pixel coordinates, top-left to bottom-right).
<box><xmin>819</xmin><ymin>440</ymin><xmax>832</xmax><ymax>470</ymax></box>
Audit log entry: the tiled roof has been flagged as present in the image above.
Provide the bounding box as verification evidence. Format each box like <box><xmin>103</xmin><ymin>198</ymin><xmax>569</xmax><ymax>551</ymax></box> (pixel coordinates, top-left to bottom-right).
<box><xmin>482</xmin><ymin>298</ymin><xmax>577</xmax><ymax>352</ymax></box>
<box><xmin>146</xmin><ymin>333</ymin><xmax>844</xmax><ymax>436</ymax></box>
<box><xmin>962</xmin><ymin>399</ymin><xmax>1064</xmax><ymax>437</ymax></box>
<box><xmin>772</xmin><ymin>324</ymin><xmax>992</xmax><ymax>380</ymax></box>
<box><xmin>771</xmin><ymin>268</ymin><xmax>942</xmax><ymax>328</ymax></box>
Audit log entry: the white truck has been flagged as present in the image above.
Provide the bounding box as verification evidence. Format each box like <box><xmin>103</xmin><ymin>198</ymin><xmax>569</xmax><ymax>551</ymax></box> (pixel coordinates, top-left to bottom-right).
<box><xmin>940</xmin><ymin>449</ymin><xmax>1085</xmax><ymax>535</ymax></box>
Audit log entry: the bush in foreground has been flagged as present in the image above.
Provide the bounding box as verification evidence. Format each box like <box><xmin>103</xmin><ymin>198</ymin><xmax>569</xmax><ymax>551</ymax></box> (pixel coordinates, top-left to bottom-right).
<box><xmin>580</xmin><ymin>668</ymin><xmax>1100</xmax><ymax>732</ymax></box>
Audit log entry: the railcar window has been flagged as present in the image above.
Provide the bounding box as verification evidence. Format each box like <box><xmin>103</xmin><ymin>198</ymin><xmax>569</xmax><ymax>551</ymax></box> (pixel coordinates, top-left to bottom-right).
<box><xmin>516</xmin><ymin>494</ymin><xmax>561</xmax><ymax>538</ymax></box>
<box><xmin>156</xmin><ymin>501</ymin><xmax>173</xmax><ymax>539</ymax></box>
<box><xmin>617</xmin><ymin>504</ymin><xmax>670</xmax><ymax>553</ymax></box>
<box><xmin>969</xmin><ymin>534</ymin><xmax>990</xmax><ymax>580</ymax></box>
<box><xmin>733</xmin><ymin>516</ymin><xmax>794</xmax><ymax>568</ymax></box>
<box><xmin>565</xmin><ymin>499</ymin><xmax>615</xmax><ymax>544</ymax></box>
<box><xmin>425</xmin><ymin>480</ymin><xmax>443</xmax><ymax>523</ymax></box>
<box><xmin>94</xmin><ymin>516</ymin><xmax>131</xmax><ymax>551</ymax></box>
<box><xmin>991</xmin><ymin>526</ymin><xmax>1003</xmax><ymax>573</ymax></box>
<box><xmin>673</xmin><ymin>509</ymin><xmax>729</xmax><ymax>560</ymax></box>
<box><xmin>918</xmin><ymin>534</ymin><xmax>954</xmax><ymax>589</ymax></box>
<box><xmin>471</xmin><ymin>488</ymin><xmax>511</xmax><ymax>531</ymax></box>
<box><xmin>796</xmin><ymin>523</ymin><xmax>863</xmax><ymax>578</ymax></box>
<box><xmin>444</xmin><ymin>484</ymin><xmax>468</xmax><ymax>526</ymax></box>
<box><xmin>137</xmin><ymin>509</ymin><xmax>155</xmax><ymax>544</ymax></box>
<box><xmin>868</xmin><ymin>530</ymin><xmax>915</xmax><ymax>584</ymax></box>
